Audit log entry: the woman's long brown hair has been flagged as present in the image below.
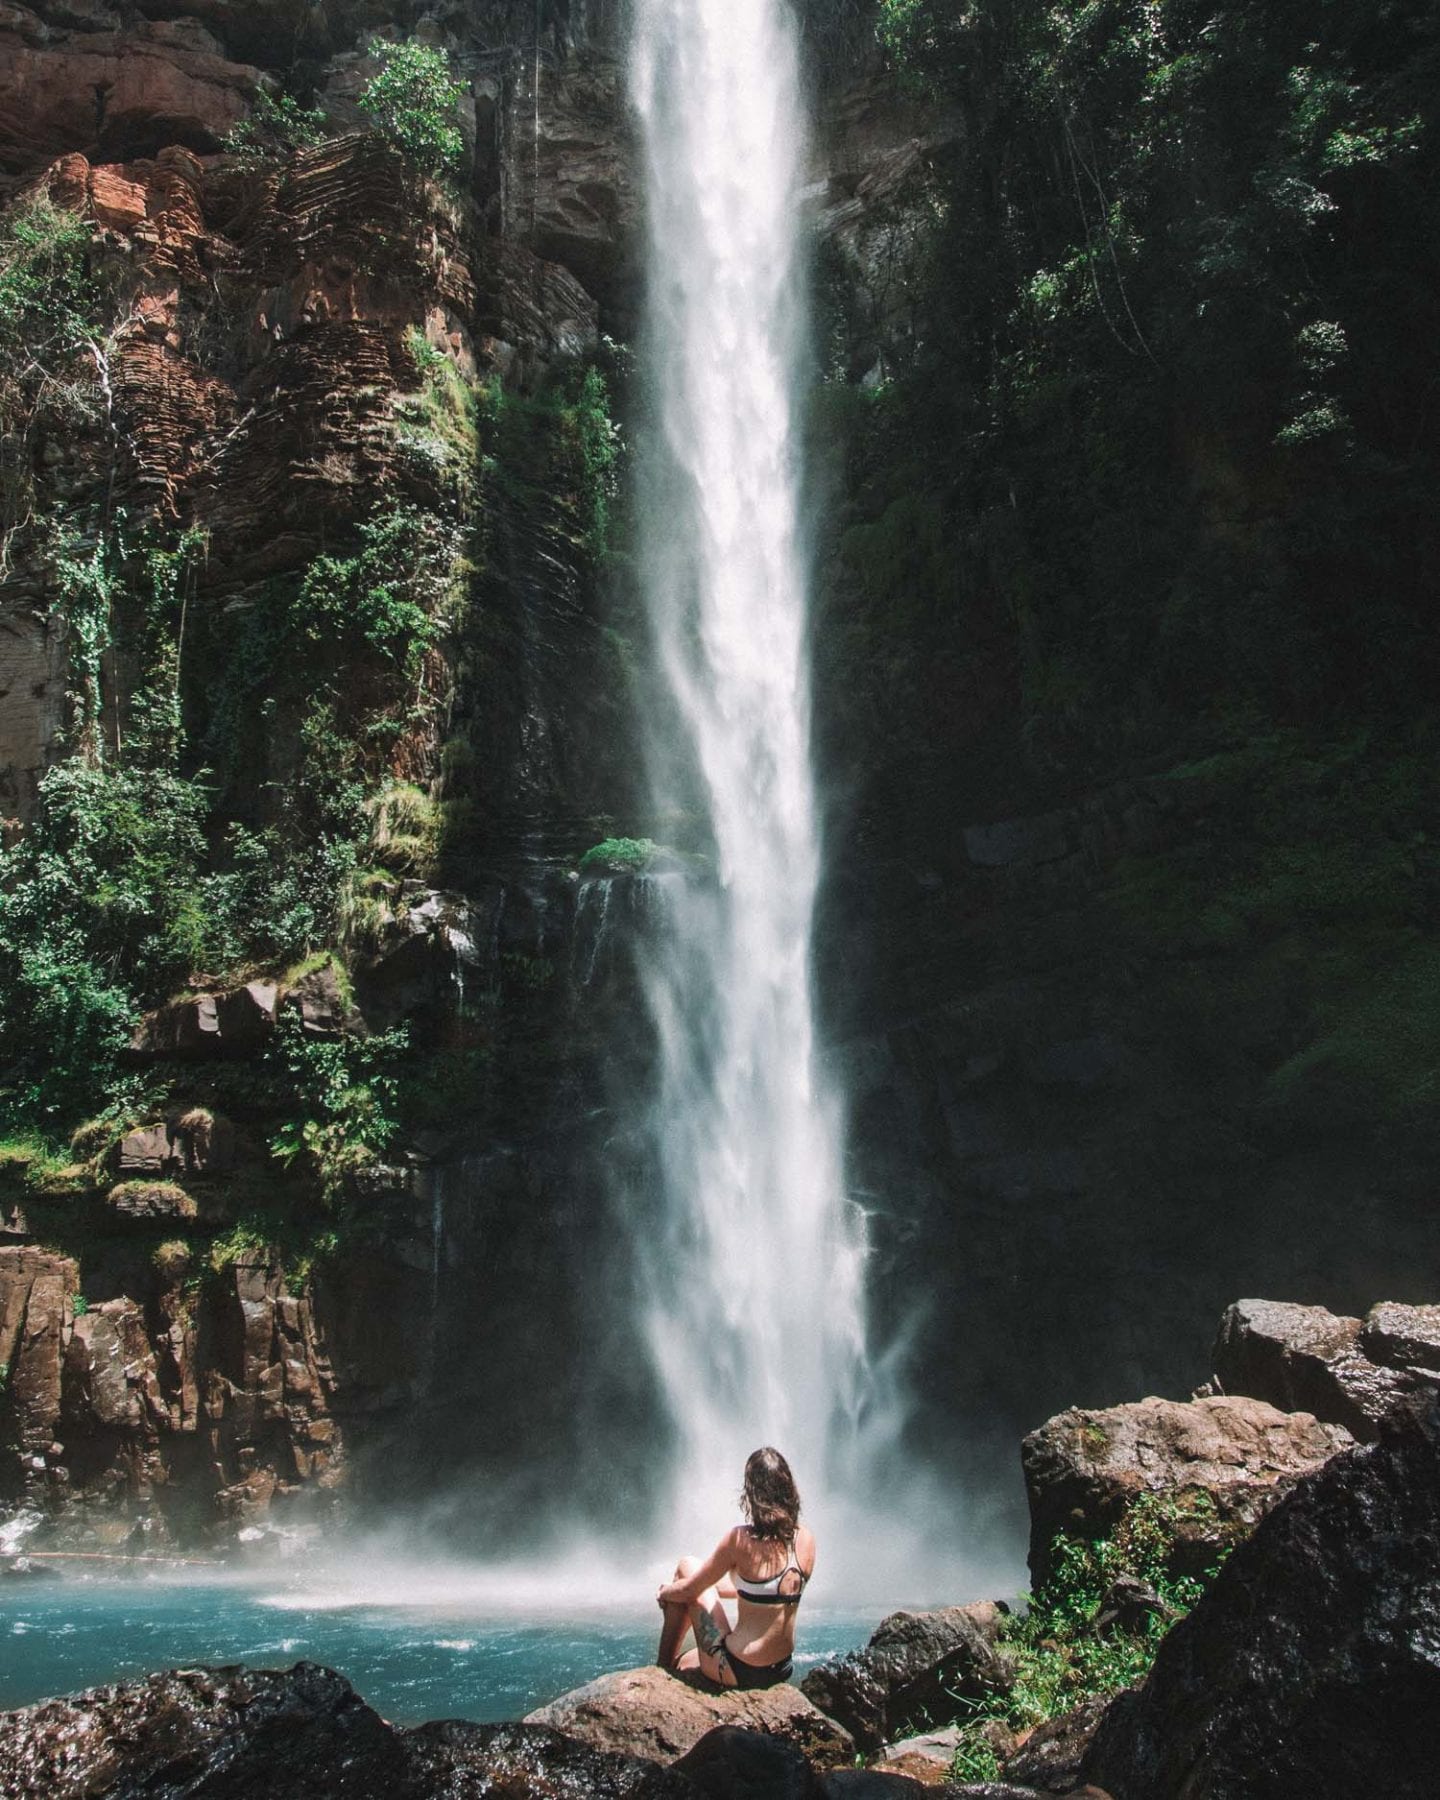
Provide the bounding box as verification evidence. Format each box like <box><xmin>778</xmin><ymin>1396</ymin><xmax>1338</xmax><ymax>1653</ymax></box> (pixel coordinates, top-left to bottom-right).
<box><xmin>741</xmin><ymin>1446</ymin><xmax>801</xmax><ymax>1541</ymax></box>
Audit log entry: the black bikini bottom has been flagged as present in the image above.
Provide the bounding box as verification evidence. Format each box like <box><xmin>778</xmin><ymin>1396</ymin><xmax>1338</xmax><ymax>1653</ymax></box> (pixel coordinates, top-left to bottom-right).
<box><xmin>725</xmin><ymin>1650</ymin><xmax>794</xmax><ymax>1691</ymax></box>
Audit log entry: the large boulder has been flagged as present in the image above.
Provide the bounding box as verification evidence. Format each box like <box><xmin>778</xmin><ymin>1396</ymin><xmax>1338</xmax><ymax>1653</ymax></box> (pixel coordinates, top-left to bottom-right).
<box><xmin>1083</xmin><ymin>1398</ymin><xmax>1440</xmax><ymax>1799</ymax></box>
<box><xmin>1000</xmin><ymin>1698</ymin><xmax>1110</xmax><ymax>1795</ymax></box>
<box><xmin>673</xmin><ymin>1726</ymin><xmax>815</xmax><ymax>1800</ymax></box>
<box><xmin>0</xmin><ymin>1663</ymin><xmax>410</xmax><ymax>1798</ymax></box>
<box><xmin>0</xmin><ymin>1663</ymin><xmax>701</xmax><ymax>1798</ymax></box>
<box><xmin>1212</xmin><ymin>1297</ymin><xmax>1440</xmax><ymax>1441</ymax></box>
<box><xmin>801</xmin><ymin>1603</ymin><xmax>1007</xmax><ymax>1753</ymax></box>
<box><xmin>404</xmin><ymin>1719</ymin><xmax>700</xmax><ymax>1798</ymax></box>
<box><xmin>1021</xmin><ymin>1394</ymin><xmax>1352</xmax><ymax>1583</ymax></box>
<box><xmin>525</xmin><ymin>1666</ymin><xmax>854</xmax><ymax>1768</ymax></box>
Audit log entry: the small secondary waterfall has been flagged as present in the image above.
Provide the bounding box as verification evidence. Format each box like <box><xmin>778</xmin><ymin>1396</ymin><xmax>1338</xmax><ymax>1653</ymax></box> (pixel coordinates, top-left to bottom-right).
<box><xmin>630</xmin><ymin>0</ymin><xmax>877</xmax><ymax>1549</ymax></box>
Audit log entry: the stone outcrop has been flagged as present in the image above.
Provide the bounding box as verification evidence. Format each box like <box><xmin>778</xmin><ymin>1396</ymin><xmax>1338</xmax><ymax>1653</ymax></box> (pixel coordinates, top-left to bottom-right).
<box><xmin>1021</xmin><ymin>1394</ymin><xmax>1352</xmax><ymax>1583</ymax></box>
<box><xmin>525</xmin><ymin>1666</ymin><xmax>855</xmax><ymax>1769</ymax></box>
<box><xmin>1083</xmin><ymin>1398</ymin><xmax>1440</xmax><ymax>1799</ymax></box>
<box><xmin>1211</xmin><ymin>1297</ymin><xmax>1440</xmax><ymax>1442</ymax></box>
<box><xmin>0</xmin><ymin>10</ymin><xmax>258</xmax><ymax>187</ymax></box>
<box><xmin>1001</xmin><ymin>1699</ymin><xmax>1110</xmax><ymax>1796</ymax></box>
<box><xmin>129</xmin><ymin>981</ymin><xmax>280</xmax><ymax>1058</ymax></box>
<box><xmin>801</xmin><ymin>1603</ymin><xmax>1008</xmax><ymax>1753</ymax></box>
<box><xmin>0</xmin><ymin>1244</ymin><xmax>340</xmax><ymax>1537</ymax></box>
<box><xmin>0</xmin><ymin>1662</ymin><xmax>702</xmax><ymax>1798</ymax></box>
<box><xmin>0</xmin><ymin>1249</ymin><xmax>79</xmax><ymax>1499</ymax></box>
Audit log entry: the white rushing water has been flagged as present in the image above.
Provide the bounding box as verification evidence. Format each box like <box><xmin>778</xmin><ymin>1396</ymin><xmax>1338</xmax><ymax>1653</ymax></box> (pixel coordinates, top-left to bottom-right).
<box><xmin>629</xmin><ymin>0</ymin><xmax>881</xmax><ymax>1562</ymax></box>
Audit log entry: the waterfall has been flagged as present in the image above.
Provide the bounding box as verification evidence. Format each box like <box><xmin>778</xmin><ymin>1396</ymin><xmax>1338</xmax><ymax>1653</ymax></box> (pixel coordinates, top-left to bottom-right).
<box><xmin>629</xmin><ymin>0</ymin><xmax>877</xmax><ymax>1554</ymax></box>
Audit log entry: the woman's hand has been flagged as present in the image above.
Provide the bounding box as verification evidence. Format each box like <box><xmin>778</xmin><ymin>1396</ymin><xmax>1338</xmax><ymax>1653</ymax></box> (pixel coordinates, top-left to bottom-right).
<box><xmin>657</xmin><ymin>1581</ymin><xmax>681</xmax><ymax>1609</ymax></box>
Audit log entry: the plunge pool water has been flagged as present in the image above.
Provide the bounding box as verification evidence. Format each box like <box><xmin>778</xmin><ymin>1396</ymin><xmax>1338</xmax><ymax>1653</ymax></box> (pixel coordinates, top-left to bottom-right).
<box><xmin>0</xmin><ymin>1572</ymin><xmax>882</xmax><ymax>1724</ymax></box>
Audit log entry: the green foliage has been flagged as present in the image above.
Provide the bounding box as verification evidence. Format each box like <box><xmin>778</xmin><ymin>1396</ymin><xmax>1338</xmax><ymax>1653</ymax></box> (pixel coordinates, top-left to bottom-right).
<box><xmin>572</xmin><ymin>365</ymin><xmax>622</xmax><ymax>558</ymax></box>
<box><xmin>0</xmin><ymin>758</ymin><xmax>213</xmax><ymax>1123</ymax></box>
<box><xmin>847</xmin><ymin>0</ymin><xmax>1440</xmax><ymax>769</ymax></box>
<box><xmin>267</xmin><ymin>1015</ymin><xmax>408</xmax><ymax>1206</ymax></box>
<box><xmin>479</xmin><ymin>358</ymin><xmax>624</xmax><ymax>562</ymax></box>
<box><xmin>365</xmin><ymin>781</ymin><xmax>441</xmax><ymax>875</ymax></box>
<box><xmin>71</xmin><ymin>1293</ymin><xmax>89</xmax><ymax>1317</ymax></box>
<box><xmin>0</xmin><ymin>197</ymin><xmax>103</xmax><ymax>555</ymax></box>
<box><xmin>0</xmin><ymin>196</ymin><xmax>92</xmax><ymax>353</ymax></box>
<box><xmin>395</xmin><ymin>328</ymin><xmax>481</xmax><ymax>499</ymax></box>
<box><xmin>209</xmin><ymin>1211</ymin><xmax>339</xmax><ymax>1296</ymax></box>
<box><xmin>358</xmin><ymin>40</ymin><xmax>467</xmax><ymax>182</ymax></box>
<box><xmin>946</xmin><ymin>1494</ymin><xmax>1226</xmax><ymax>1777</ymax></box>
<box><xmin>580</xmin><ymin>837</ymin><xmax>660</xmax><ymax>873</ymax></box>
<box><xmin>224</xmin><ymin>88</ymin><xmax>330</xmax><ymax>163</ymax></box>
<box><xmin>292</xmin><ymin>507</ymin><xmax>456</xmax><ymax>677</ymax></box>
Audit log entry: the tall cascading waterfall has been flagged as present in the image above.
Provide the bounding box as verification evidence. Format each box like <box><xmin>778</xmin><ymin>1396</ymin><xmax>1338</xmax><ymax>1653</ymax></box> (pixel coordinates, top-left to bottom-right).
<box><xmin>629</xmin><ymin>0</ymin><xmax>884</xmax><ymax>1565</ymax></box>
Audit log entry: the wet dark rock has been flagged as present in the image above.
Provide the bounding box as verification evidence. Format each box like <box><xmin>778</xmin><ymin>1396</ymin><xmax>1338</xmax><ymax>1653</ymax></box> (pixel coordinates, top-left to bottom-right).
<box><xmin>405</xmin><ymin>1718</ymin><xmax>701</xmax><ymax>1797</ymax></box>
<box><xmin>285</xmin><ymin>961</ymin><xmax>360</xmax><ymax>1039</ymax></box>
<box><xmin>0</xmin><ymin>1663</ymin><xmax>410</xmax><ymax>1798</ymax></box>
<box><xmin>1212</xmin><ymin>1298</ymin><xmax>1438</xmax><ymax>1442</ymax></box>
<box><xmin>354</xmin><ymin>886</ymin><xmax>493</xmax><ymax>1025</ymax></box>
<box><xmin>0</xmin><ymin>1665</ymin><xmax>705</xmax><ymax>1797</ymax></box>
<box><xmin>801</xmin><ymin>1603</ymin><xmax>1008</xmax><ymax>1753</ymax></box>
<box><xmin>820</xmin><ymin>1772</ymin><xmax>934</xmax><ymax>1797</ymax></box>
<box><xmin>1001</xmin><ymin>1697</ymin><xmax>1110</xmax><ymax>1794</ymax></box>
<box><xmin>1091</xmin><ymin>1577</ymin><xmax>1174</xmax><ymax>1635</ymax></box>
<box><xmin>1082</xmin><ymin>1398</ymin><xmax>1440</xmax><ymax>1800</ymax></box>
<box><xmin>673</xmin><ymin>1725</ymin><xmax>816</xmax><ymax>1800</ymax></box>
<box><xmin>1022</xmin><ymin>1394</ymin><xmax>1352</xmax><ymax>1584</ymax></box>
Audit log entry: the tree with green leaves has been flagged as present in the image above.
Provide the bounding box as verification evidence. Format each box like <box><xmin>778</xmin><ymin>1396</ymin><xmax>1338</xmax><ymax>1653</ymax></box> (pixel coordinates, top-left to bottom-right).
<box><xmin>359</xmin><ymin>40</ymin><xmax>468</xmax><ymax>182</ymax></box>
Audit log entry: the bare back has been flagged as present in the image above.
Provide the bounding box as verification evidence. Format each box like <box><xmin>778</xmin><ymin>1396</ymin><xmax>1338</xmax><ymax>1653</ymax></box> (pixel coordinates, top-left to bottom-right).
<box><xmin>725</xmin><ymin>1523</ymin><xmax>816</xmax><ymax>1664</ymax></box>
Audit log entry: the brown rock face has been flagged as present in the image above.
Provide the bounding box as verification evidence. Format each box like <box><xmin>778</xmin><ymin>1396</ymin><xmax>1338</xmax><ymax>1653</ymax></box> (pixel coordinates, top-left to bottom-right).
<box><xmin>1021</xmin><ymin>1394</ymin><xmax>1353</xmax><ymax>1584</ymax></box>
<box><xmin>130</xmin><ymin>981</ymin><xmax>279</xmax><ymax>1057</ymax></box>
<box><xmin>0</xmin><ymin>1249</ymin><xmax>79</xmax><ymax>1501</ymax></box>
<box><xmin>0</xmin><ymin>1243</ymin><xmax>339</xmax><ymax>1535</ymax></box>
<box><xmin>0</xmin><ymin>607</ymin><xmax>64</xmax><ymax>821</ymax></box>
<box><xmin>524</xmin><ymin>1666</ymin><xmax>856</xmax><ymax>1769</ymax></box>
<box><xmin>1212</xmin><ymin>1297</ymin><xmax>1439</xmax><ymax>1442</ymax></box>
<box><xmin>0</xmin><ymin>11</ymin><xmax>258</xmax><ymax>188</ymax></box>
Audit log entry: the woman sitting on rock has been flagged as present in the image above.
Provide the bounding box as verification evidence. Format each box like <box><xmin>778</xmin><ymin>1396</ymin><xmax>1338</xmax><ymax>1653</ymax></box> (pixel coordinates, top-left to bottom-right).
<box><xmin>656</xmin><ymin>1446</ymin><xmax>816</xmax><ymax>1691</ymax></box>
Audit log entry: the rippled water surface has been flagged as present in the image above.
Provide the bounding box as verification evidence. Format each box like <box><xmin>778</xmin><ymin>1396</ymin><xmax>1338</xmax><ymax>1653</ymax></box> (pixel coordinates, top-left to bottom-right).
<box><xmin>0</xmin><ymin>1574</ymin><xmax>881</xmax><ymax>1724</ymax></box>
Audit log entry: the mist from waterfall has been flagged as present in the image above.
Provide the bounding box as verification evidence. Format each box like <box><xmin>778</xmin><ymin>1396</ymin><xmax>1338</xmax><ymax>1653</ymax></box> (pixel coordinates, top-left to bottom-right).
<box><xmin>628</xmin><ymin>0</ymin><xmax>891</xmax><ymax>1577</ymax></box>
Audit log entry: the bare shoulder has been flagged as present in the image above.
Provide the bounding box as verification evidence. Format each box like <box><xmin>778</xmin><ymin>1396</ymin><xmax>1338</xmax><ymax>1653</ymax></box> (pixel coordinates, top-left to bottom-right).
<box><xmin>797</xmin><ymin>1523</ymin><xmax>817</xmax><ymax>1572</ymax></box>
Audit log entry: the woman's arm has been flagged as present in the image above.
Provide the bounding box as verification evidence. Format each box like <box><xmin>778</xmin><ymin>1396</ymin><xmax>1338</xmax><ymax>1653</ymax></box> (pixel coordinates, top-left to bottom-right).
<box><xmin>657</xmin><ymin>1532</ymin><xmax>738</xmax><ymax>1607</ymax></box>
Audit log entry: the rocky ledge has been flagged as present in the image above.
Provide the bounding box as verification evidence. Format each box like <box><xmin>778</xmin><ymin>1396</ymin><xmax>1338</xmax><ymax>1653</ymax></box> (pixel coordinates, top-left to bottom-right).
<box><xmin>1</xmin><ymin>1296</ymin><xmax>1435</xmax><ymax>1797</ymax></box>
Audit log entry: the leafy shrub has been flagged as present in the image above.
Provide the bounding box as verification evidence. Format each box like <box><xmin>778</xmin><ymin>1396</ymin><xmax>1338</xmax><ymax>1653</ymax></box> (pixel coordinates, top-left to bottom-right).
<box><xmin>359</xmin><ymin>40</ymin><xmax>467</xmax><ymax>182</ymax></box>
<box><xmin>0</xmin><ymin>759</ymin><xmax>215</xmax><ymax>1122</ymax></box>
<box><xmin>945</xmin><ymin>1494</ymin><xmax>1227</xmax><ymax>1777</ymax></box>
<box><xmin>224</xmin><ymin>89</ymin><xmax>329</xmax><ymax>163</ymax></box>
<box><xmin>0</xmin><ymin>198</ymin><xmax>104</xmax><ymax>554</ymax></box>
<box><xmin>267</xmin><ymin>1015</ymin><xmax>408</xmax><ymax>1205</ymax></box>
<box><xmin>291</xmin><ymin>507</ymin><xmax>457</xmax><ymax>676</ymax></box>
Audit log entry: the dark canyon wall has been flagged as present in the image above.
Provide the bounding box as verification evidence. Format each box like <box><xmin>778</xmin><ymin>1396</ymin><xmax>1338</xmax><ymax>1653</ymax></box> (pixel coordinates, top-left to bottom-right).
<box><xmin>1</xmin><ymin>0</ymin><xmax>1436</xmax><ymax>1555</ymax></box>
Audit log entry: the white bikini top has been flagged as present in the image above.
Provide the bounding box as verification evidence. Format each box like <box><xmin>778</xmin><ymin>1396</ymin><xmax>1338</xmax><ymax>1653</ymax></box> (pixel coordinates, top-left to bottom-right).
<box><xmin>733</xmin><ymin>1535</ymin><xmax>810</xmax><ymax>1606</ymax></box>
